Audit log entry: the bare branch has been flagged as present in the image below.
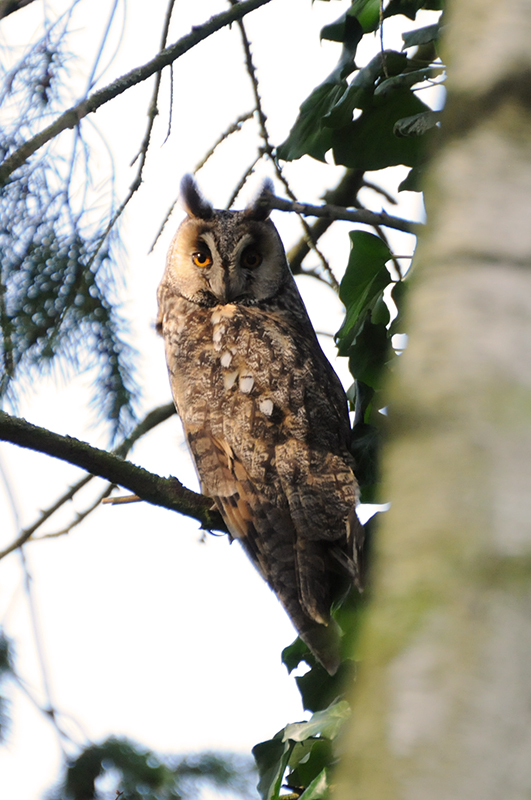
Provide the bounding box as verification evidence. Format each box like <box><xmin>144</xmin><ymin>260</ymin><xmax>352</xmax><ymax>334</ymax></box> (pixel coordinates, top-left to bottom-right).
<box><xmin>4</xmin><ymin>402</ymin><xmax>177</xmax><ymax>559</ymax></box>
<box><xmin>287</xmin><ymin>170</ymin><xmax>365</xmax><ymax>274</ymax></box>
<box><xmin>268</xmin><ymin>195</ymin><xmax>422</xmax><ymax>235</ymax></box>
<box><xmin>229</xmin><ymin>3</ymin><xmax>339</xmax><ymax>288</ymax></box>
<box><xmin>0</xmin><ymin>0</ymin><xmax>37</xmax><ymax>20</ymax></box>
<box><xmin>0</xmin><ymin>410</ymin><xmax>226</xmax><ymax>560</ymax></box>
<box><xmin>38</xmin><ymin>484</ymin><xmax>114</xmax><ymax>540</ymax></box>
<box><xmin>0</xmin><ymin>0</ymin><xmax>273</xmax><ymax>186</ymax></box>
<box><xmin>195</xmin><ymin>111</ymin><xmax>254</xmax><ymax>173</ymax></box>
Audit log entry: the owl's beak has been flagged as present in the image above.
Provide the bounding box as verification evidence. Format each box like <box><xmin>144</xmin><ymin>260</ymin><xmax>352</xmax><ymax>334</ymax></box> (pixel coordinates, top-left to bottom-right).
<box><xmin>208</xmin><ymin>265</ymin><xmax>245</xmax><ymax>304</ymax></box>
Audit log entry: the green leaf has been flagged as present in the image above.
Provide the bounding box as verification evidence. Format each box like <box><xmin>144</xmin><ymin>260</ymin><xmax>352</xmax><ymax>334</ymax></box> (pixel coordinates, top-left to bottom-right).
<box><xmin>398</xmin><ymin>165</ymin><xmax>423</xmax><ymax>191</ymax></box>
<box><xmin>277</xmin><ymin>82</ymin><xmax>346</xmax><ymax>161</ymax></box>
<box><xmin>320</xmin><ymin>10</ymin><xmax>363</xmax><ymax>50</ymax></box>
<box><xmin>348</xmin><ymin>317</ymin><xmax>390</xmax><ymax>388</ymax></box>
<box><xmin>283</xmin><ymin>701</ymin><xmax>351</xmax><ymax>743</ymax></box>
<box><xmin>332</xmin><ymin>88</ymin><xmax>434</xmax><ymax>170</ymax></box>
<box><xmin>253</xmin><ymin>738</ymin><xmax>292</xmax><ymax>800</ymax></box>
<box><xmin>389</xmin><ymin>279</ymin><xmax>409</xmax><ymax>331</ymax></box>
<box><xmin>286</xmin><ymin>739</ymin><xmax>333</xmax><ymax>798</ymax></box>
<box><xmin>350</xmin><ymin>0</ymin><xmax>381</xmax><ymax>32</ymax></box>
<box><xmin>384</xmin><ymin>0</ymin><xmax>444</xmax><ymax>20</ymax></box>
<box><xmin>300</xmin><ymin>768</ymin><xmax>329</xmax><ymax>800</ymax></box>
<box><xmin>324</xmin><ymin>51</ymin><xmax>407</xmax><ymax>127</ymax></box>
<box><xmin>278</xmin><ymin>15</ymin><xmax>364</xmax><ymax>162</ymax></box>
<box><xmin>402</xmin><ymin>22</ymin><xmax>441</xmax><ymax>48</ymax></box>
<box><xmin>336</xmin><ymin>231</ymin><xmax>392</xmax><ymax>355</ymax></box>
<box><xmin>350</xmin><ymin>419</ymin><xmax>380</xmax><ymax>490</ymax></box>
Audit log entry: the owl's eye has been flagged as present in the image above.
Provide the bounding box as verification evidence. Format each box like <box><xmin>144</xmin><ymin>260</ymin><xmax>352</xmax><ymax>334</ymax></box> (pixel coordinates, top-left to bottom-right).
<box><xmin>192</xmin><ymin>251</ymin><xmax>212</xmax><ymax>268</ymax></box>
<box><xmin>241</xmin><ymin>247</ymin><xmax>262</xmax><ymax>269</ymax></box>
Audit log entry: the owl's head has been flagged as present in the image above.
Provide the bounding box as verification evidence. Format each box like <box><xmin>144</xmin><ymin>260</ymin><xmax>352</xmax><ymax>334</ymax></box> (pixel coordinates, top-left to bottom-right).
<box><xmin>163</xmin><ymin>175</ymin><xmax>290</xmax><ymax>306</ymax></box>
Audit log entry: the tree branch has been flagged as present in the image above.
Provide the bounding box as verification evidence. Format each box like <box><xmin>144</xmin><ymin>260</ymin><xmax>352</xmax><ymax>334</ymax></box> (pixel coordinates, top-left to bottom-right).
<box><xmin>0</xmin><ymin>411</ymin><xmax>226</xmax><ymax>559</ymax></box>
<box><xmin>287</xmin><ymin>170</ymin><xmax>365</xmax><ymax>274</ymax></box>
<box><xmin>0</xmin><ymin>0</ymin><xmax>273</xmax><ymax>186</ymax></box>
<box><xmin>0</xmin><ymin>0</ymin><xmax>37</xmax><ymax>20</ymax></box>
<box><xmin>268</xmin><ymin>195</ymin><xmax>422</xmax><ymax>235</ymax></box>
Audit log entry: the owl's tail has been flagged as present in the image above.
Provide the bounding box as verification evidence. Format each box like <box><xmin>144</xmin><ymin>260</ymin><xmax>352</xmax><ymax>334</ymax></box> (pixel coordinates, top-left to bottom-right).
<box><xmin>296</xmin><ymin>614</ymin><xmax>342</xmax><ymax>676</ymax></box>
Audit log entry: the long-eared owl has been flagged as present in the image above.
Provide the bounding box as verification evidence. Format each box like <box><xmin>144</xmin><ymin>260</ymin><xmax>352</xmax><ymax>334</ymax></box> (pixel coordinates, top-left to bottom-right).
<box><xmin>157</xmin><ymin>175</ymin><xmax>363</xmax><ymax>674</ymax></box>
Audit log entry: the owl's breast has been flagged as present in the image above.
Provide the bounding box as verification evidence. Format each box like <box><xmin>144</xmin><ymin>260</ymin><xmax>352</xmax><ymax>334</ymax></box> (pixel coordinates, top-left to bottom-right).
<box><xmin>162</xmin><ymin>299</ymin><xmax>304</xmax><ymax>439</ymax></box>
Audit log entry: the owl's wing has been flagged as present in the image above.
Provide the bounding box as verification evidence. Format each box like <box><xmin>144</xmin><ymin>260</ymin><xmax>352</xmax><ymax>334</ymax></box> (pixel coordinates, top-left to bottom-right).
<box><xmin>186</xmin><ymin>426</ymin><xmax>342</xmax><ymax>673</ymax></box>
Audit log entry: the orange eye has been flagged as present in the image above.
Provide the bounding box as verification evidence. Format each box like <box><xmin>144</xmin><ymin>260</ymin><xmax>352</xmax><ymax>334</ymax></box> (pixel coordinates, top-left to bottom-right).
<box><xmin>192</xmin><ymin>251</ymin><xmax>212</xmax><ymax>268</ymax></box>
<box><xmin>241</xmin><ymin>247</ymin><xmax>262</xmax><ymax>269</ymax></box>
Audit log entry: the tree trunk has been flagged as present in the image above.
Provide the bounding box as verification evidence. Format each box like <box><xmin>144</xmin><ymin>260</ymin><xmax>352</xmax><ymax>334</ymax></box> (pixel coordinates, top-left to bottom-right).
<box><xmin>335</xmin><ymin>1</ymin><xmax>531</xmax><ymax>797</ymax></box>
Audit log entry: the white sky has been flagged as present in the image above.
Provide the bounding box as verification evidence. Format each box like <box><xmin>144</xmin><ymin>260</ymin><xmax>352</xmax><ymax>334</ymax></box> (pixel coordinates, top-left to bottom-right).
<box><xmin>0</xmin><ymin>1</ymin><xmax>436</xmax><ymax>797</ymax></box>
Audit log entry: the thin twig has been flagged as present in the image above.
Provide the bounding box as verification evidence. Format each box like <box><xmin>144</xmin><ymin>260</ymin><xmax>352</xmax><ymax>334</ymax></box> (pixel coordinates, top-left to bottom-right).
<box><xmin>12</xmin><ymin>673</ymin><xmax>78</xmax><ymax>746</ymax></box>
<box><xmin>37</xmin><ymin>483</ymin><xmax>115</xmax><ymax>539</ymax></box>
<box><xmin>0</xmin><ymin>453</ymin><xmax>70</xmax><ymax>753</ymax></box>
<box><xmin>361</xmin><ymin>179</ymin><xmax>398</xmax><ymax>205</ymax></box>
<box><xmin>287</xmin><ymin>170</ymin><xmax>365</xmax><ymax>275</ymax></box>
<box><xmin>149</xmin><ymin>112</ymin><xmax>255</xmax><ymax>251</ymax></box>
<box><xmin>194</xmin><ymin>110</ymin><xmax>254</xmax><ymax>173</ymax></box>
<box><xmin>79</xmin><ymin>0</ymin><xmax>177</xmax><ymax>265</ymax></box>
<box><xmin>101</xmin><ymin>493</ymin><xmax>140</xmax><ymax>504</ymax></box>
<box><xmin>130</xmin><ymin>0</ymin><xmax>176</xmax><ymax>170</ymax></box>
<box><xmin>225</xmin><ymin>154</ymin><xmax>261</xmax><ymax>209</ymax></box>
<box><xmin>0</xmin><ymin>0</ymin><xmax>273</xmax><ymax>186</ymax></box>
<box><xmin>229</xmin><ymin>0</ymin><xmax>339</xmax><ymax>289</ymax></box>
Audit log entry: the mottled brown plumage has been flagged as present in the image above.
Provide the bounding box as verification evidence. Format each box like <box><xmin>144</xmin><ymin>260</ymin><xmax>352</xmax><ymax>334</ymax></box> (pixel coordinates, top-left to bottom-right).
<box><xmin>157</xmin><ymin>175</ymin><xmax>363</xmax><ymax>673</ymax></box>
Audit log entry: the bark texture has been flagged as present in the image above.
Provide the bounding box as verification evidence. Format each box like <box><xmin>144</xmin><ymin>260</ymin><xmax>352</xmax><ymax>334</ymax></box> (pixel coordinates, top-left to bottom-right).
<box><xmin>334</xmin><ymin>1</ymin><xmax>531</xmax><ymax>798</ymax></box>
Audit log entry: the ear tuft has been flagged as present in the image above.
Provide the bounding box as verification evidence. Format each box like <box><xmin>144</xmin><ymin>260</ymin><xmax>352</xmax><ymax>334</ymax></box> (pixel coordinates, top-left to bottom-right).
<box><xmin>244</xmin><ymin>178</ymin><xmax>274</xmax><ymax>221</ymax></box>
<box><xmin>180</xmin><ymin>174</ymin><xmax>214</xmax><ymax>220</ymax></box>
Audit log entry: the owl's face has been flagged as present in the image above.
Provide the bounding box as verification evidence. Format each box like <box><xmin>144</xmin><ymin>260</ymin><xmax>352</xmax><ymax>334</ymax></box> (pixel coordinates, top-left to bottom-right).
<box><xmin>164</xmin><ymin>176</ymin><xmax>290</xmax><ymax>307</ymax></box>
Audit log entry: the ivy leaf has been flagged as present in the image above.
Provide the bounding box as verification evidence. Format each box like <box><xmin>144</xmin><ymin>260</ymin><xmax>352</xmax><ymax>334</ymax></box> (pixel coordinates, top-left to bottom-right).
<box><xmin>324</xmin><ymin>51</ymin><xmax>407</xmax><ymax>127</ymax></box>
<box><xmin>283</xmin><ymin>700</ymin><xmax>351</xmax><ymax>742</ymax></box>
<box><xmin>253</xmin><ymin>737</ymin><xmax>293</xmax><ymax>800</ymax></box>
<box><xmin>299</xmin><ymin>768</ymin><xmax>329</xmax><ymax>800</ymax></box>
<box><xmin>333</xmin><ymin>88</ymin><xmax>435</xmax><ymax>170</ymax></box>
<box><xmin>350</xmin><ymin>0</ymin><xmax>381</xmax><ymax>32</ymax></box>
<box><xmin>398</xmin><ymin>165</ymin><xmax>424</xmax><ymax>191</ymax></box>
<box><xmin>402</xmin><ymin>22</ymin><xmax>441</xmax><ymax>48</ymax></box>
<box><xmin>277</xmin><ymin>82</ymin><xmax>346</xmax><ymax>161</ymax></box>
<box><xmin>336</xmin><ymin>231</ymin><xmax>392</xmax><ymax>356</ymax></box>
<box><xmin>278</xmin><ymin>17</ymin><xmax>362</xmax><ymax>161</ymax></box>
<box><xmin>286</xmin><ymin>740</ymin><xmax>333</xmax><ymax>793</ymax></box>
<box><xmin>348</xmin><ymin>316</ymin><xmax>390</xmax><ymax>388</ymax></box>
<box><xmin>384</xmin><ymin>0</ymin><xmax>444</xmax><ymax>20</ymax></box>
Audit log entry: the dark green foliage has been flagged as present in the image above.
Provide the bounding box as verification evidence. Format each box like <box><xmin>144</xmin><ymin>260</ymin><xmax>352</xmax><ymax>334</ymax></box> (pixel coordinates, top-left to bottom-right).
<box><xmin>48</xmin><ymin>737</ymin><xmax>256</xmax><ymax>800</ymax></box>
<box><xmin>277</xmin><ymin>15</ymin><xmax>362</xmax><ymax>162</ymax></box>
<box><xmin>336</xmin><ymin>231</ymin><xmax>392</xmax><ymax>356</ymax></box>
<box><xmin>253</xmin><ymin>701</ymin><xmax>350</xmax><ymax>800</ymax></box>
<box><xmin>278</xmin><ymin>0</ymin><xmax>443</xmax><ymax>172</ymax></box>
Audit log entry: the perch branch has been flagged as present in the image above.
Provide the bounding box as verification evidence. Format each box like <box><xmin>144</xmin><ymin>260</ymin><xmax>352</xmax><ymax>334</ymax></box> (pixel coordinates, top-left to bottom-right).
<box><xmin>0</xmin><ymin>410</ymin><xmax>226</xmax><ymax>560</ymax></box>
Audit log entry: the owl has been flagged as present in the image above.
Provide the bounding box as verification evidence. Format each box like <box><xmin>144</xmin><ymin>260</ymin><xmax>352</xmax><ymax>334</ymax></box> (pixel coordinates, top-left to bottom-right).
<box><xmin>157</xmin><ymin>175</ymin><xmax>363</xmax><ymax>674</ymax></box>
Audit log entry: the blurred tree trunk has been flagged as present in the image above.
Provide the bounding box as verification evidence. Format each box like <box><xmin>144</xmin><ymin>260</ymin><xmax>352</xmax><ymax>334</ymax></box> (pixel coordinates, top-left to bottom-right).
<box><xmin>335</xmin><ymin>1</ymin><xmax>531</xmax><ymax>798</ymax></box>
